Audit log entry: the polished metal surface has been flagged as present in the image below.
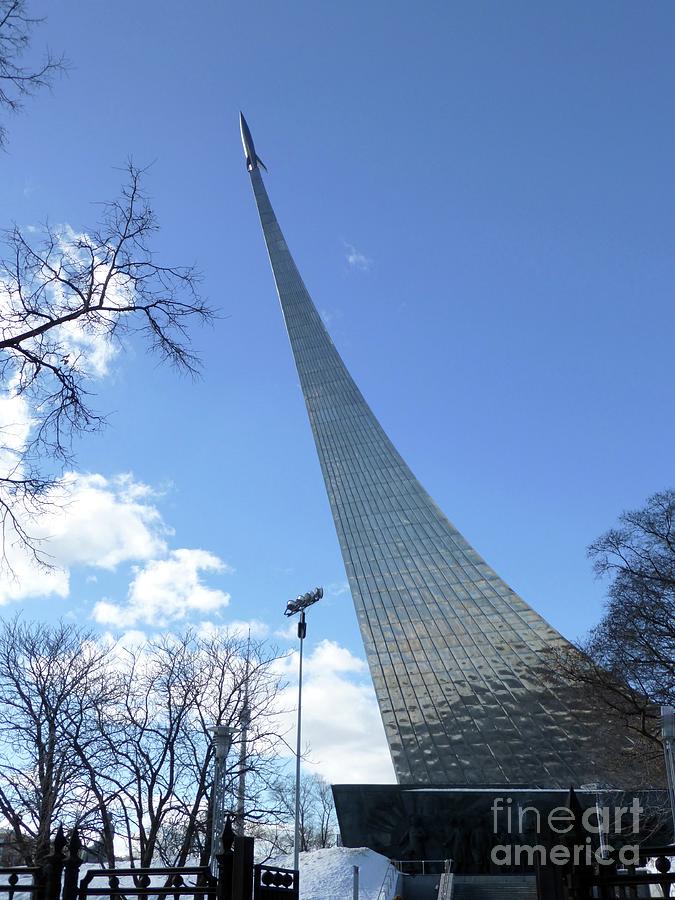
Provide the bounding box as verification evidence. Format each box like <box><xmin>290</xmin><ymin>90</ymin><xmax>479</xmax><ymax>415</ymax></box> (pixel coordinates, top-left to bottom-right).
<box><xmin>244</xmin><ymin>127</ymin><xmax>622</xmax><ymax>787</ymax></box>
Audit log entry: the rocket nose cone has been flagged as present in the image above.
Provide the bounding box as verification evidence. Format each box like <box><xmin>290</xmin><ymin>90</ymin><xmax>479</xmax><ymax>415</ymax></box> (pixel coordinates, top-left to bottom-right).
<box><xmin>239</xmin><ymin>113</ymin><xmax>249</xmax><ymax>158</ymax></box>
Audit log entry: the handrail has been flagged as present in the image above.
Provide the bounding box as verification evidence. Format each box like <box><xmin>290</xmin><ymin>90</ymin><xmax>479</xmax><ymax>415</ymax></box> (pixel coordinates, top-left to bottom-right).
<box><xmin>390</xmin><ymin>859</ymin><xmax>448</xmax><ymax>876</ymax></box>
<box><xmin>375</xmin><ymin>863</ymin><xmax>399</xmax><ymax>900</ymax></box>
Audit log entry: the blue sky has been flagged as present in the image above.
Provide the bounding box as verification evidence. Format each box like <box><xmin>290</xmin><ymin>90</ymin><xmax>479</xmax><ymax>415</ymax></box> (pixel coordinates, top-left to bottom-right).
<box><xmin>2</xmin><ymin>1</ymin><xmax>674</xmax><ymax>782</ymax></box>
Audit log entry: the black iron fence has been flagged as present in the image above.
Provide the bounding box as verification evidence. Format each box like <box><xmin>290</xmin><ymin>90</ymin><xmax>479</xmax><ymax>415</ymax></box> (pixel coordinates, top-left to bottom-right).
<box><xmin>0</xmin><ymin>822</ymin><xmax>297</xmax><ymax>900</ymax></box>
<box><xmin>77</xmin><ymin>866</ymin><xmax>219</xmax><ymax>900</ymax></box>
<box><xmin>252</xmin><ymin>865</ymin><xmax>298</xmax><ymax>900</ymax></box>
<box><xmin>0</xmin><ymin>867</ymin><xmax>42</xmax><ymax>900</ymax></box>
<box><xmin>565</xmin><ymin>844</ymin><xmax>675</xmax><ymax>898</ymax></box>
<box><xmin>535</xmin><ymin>842</ymin><xmax>675</xmax><ymax>899</ymax></box>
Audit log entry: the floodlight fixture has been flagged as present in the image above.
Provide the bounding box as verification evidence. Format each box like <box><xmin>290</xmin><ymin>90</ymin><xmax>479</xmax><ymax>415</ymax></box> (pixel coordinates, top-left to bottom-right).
<box><xmin>284</xmin><ymin>586</ymin><xmax>323</xmax><ymax>617</ymax></box>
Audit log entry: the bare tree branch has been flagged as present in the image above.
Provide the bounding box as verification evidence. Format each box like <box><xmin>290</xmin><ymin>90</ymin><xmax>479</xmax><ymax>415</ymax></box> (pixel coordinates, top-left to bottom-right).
<box><xmin>0</xmin><ymin>164</ymin><xmax>214</xmax><ymax>567</ymax></box>
<box><xmin>0</xmin><ymin>0</ymin><xmax>66</xmax><ymax>148</ymax></box>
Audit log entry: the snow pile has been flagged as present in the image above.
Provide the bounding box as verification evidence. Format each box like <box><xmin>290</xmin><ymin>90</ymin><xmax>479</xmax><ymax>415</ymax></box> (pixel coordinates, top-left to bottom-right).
<box><xmin>269</xmin><ymin>846</ymin><xmax>396</xmax><ymax>900</ymax></box>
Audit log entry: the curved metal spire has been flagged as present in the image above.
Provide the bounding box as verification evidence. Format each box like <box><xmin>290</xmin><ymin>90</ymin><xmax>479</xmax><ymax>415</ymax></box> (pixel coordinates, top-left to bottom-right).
<box><xmin>243</xmin><ymin>121</ymin><xmax>628</xmax><ymax>789</ymax></box>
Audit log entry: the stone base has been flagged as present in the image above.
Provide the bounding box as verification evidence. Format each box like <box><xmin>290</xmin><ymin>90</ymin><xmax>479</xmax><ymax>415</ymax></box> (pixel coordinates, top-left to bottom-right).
<box><xmin>332</xmin><ymin>784</ymin><xmax>670</xmax><ymax>874</ymax></box>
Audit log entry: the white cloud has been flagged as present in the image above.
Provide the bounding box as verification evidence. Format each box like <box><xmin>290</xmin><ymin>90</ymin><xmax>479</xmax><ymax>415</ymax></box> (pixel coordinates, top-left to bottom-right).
<box><xmin>307</xmin><ymin>639</ymin><xmax>367</xmax><ymax>675</ymax></box>
<box><xmin>0</xmin><ymin>472</ymin><xmax>169</xmax><ymax>605</ymax></box>
<box><xmin>320</xmin><ymin>308</ymin><xmax>343</xmax><ymax>327</ymax></box>
<box><xmin>275</xmin><ymin>620</ymin><xmax>300</xmax><ymax>641</ymax></box>
<box><xmin>44</xmin><ymin>473</ymin><xmax>169</xmax><ymax>569</ymax></box>
<box><xmin>99</xmin><ymin>628</ymin><xmax>149</xmax><ymax>653</ymax></box>
<box><xmin>0</xmin><ymin>381</ymin><xmax>32</xmax><ymax>461</ymax></box>
<box><xmin>0</xmin><ymin>550</ymin><xmax>70</xmax><ymax>605</ymax></box>
<box><xmin>197</xmin><ymin>618</ymin><xmax>270</xmax><ymax>641</ymax></box>
<box><xmin>325</xmin><ymin>580</ymin><xmax>351</xmax><ymax>599</ymax></box>
<box><xmin>92</xmin><ymin>549</ymin><xmax>232</xmax><ymax>629</ymax></box>
<box><xmin>277</xmin><ymin>639</ymin><xmax>395</xmax><ymax>784</ymax></box>
<box><xmin>343</xmin><ymin>242</ymin><xmax>372</xmax><ymax>272</ymax></box>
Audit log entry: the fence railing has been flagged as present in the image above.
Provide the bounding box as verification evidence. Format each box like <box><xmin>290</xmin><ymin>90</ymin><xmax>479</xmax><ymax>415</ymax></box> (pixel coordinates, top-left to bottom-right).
<box><xmin>548</xmin><ymin>846</ymin><xmax>675</xmax><ymax>900</ymax></box>
<box><xmin>252</xmin><ymin>865</ymin><xmax>298</xmax><ymax>900</ymax></box>
<box><xmin>391</xmin><ymin>858</ymin><xmax>449</xmax><ymax>876</ymax></box>
<box><xmin>566</xmin><ymin>844</ymin><xmax>675</xmax><ymax>898</ymax></box>
<box><xmin>0</xmin><ymin>867</ymin><xmax>42</xmax><ymax>900</ymax></box>
<box><xmin>0</xmin><ymin>821</ymin><xmax>298</xmax><ymax>900</ymax></box>
<box><xmin>374</xmin><ymin>862</ymin><xmax>400</xmax><ymax>900</ymax></box>
<box><xmin>77</xmin><ymin>866</ymin><xmax>219</xmax><ymax>900</ymax></box>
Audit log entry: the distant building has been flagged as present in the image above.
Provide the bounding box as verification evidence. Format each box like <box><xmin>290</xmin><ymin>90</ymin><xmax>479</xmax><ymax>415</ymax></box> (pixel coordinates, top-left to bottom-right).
<box><xmin>0</xmin><ymin>831</ymin><xmax>29</xmax><ymax>866</ymax></box>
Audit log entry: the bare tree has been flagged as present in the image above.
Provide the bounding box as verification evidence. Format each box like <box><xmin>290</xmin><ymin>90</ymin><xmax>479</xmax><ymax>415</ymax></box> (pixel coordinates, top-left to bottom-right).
<box><xmin>0</xmin><ymin>0</ymin><xmax>65</xmax><ymax>147</ymax></box>
<box><xmin>554</xmin><ymin>489</ymin><xmax>675</xmax><ymax>777</ymax></box>
<box><xmin>313</xmin><ymin>776</ymin><xmax>336</xmax><ymax>850</ymax></box>
<box><xmin>84</xmin><ymin>629</ymin><xmax>287</xmax><ymax>868</ymax></box>
<box><xmin>167</xmin><ymin>631</ymin><xmax>289</xmax><ymax>868</ymax></box>
<box><xmin>0</xmin><ymin>617</ymin><xmax>116</xmax><ymax>864</ymax></box>
<box><xmin>0</xmin><ymin>621</ymin><xmax>289</xmax><ymax>868</ymax></box>
<box><xmin>0</xmin><ymin>165</ymin><xmax>213</xmax><ymax>564</ymax></box>
<box><xmin>264</xmin><ymin>773</ymin><xmax>337</xmax><ymax>856</ymax></box>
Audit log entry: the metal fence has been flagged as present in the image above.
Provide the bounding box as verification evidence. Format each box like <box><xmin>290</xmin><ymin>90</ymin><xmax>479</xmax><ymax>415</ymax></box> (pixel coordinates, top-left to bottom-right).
<box><xmin>0</xmin><ymin>867</ymin><xmax>42</xmax><ymax>900</ymax></box>
<box><xmin>391</xmin><ymin>858</ymin><xmax>449</xmax><ymax>876</ymax></box>
<box><xmin>568</xmin><ymin>844</ymin><xmax>675</xmax><ymax>898</ymax></box>
<box><xmin>0</xmin><ymin>823</ymin><xmax>297</xmax><ymax>900</ymax></box>
<box><xmin>252</xmin><ymin>865</ymin><xmax>298</xmax><ymax>900</ymax></box>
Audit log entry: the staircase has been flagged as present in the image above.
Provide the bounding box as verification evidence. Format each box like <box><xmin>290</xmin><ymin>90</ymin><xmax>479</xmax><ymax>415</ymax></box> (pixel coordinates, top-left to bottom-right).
<box><xmin>451</xmin><ymin>875</ymin><xmax>537</xmax><ymax>899</ymax></box>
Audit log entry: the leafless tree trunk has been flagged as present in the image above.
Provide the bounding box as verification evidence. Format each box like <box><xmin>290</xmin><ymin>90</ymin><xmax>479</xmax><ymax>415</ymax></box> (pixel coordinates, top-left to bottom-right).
<box><xmin>314</xmin><ymin>777</ymin><xmax>336</xmax><ymax>849</ymax></box>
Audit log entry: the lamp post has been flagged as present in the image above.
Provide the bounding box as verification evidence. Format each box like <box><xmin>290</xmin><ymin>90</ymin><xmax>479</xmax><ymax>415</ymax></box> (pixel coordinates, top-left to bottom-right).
<box><xmin>661</xmin><ymin>707</ymin><xmax>675</xmax><ymax>838</ymax></box>
<box><xmin>209</xmin><ymin>724</ymin><xmax>234</xmax><ymax>873</ymax></box>
<box><xmin>284</xmin><ymin>586</ymin><xmax>323</xmax><ymax>872</ymax></box>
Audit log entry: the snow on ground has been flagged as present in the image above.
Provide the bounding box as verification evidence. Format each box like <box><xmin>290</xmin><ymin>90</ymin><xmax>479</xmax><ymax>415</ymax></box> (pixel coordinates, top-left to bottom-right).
<box><xmin>269</xmin><ymin>846</ymin><xmax>396</xmax><ymax>900</ymax></box>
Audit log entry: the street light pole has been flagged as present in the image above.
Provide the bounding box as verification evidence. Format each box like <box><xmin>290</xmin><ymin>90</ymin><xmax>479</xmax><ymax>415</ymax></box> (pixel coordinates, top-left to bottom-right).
<box><xmin>661</xmin><ymin>707</ymin><xmax>675</xmax><ymax>838</ymax></box>
<box><xmin>284</xmin><ymin>586</ymin><xmax>323</xmax><ymax>873</ymax></box>
<box><xmin>294</xmin><ymin>609</ymin><xmax>306</xmax><ymax>872</ymax></box>
<box><xmin>209</xmin><ymin>724</ymin><xmax>233</xmax><ymax>873</ymax></box>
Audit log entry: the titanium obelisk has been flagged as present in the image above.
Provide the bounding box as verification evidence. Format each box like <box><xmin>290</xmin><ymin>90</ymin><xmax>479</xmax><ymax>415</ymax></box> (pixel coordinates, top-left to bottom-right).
<box><xmin>241</xmin><ymin>113</ymin><xmax>615</xmax><ymax>788</ymax></box>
